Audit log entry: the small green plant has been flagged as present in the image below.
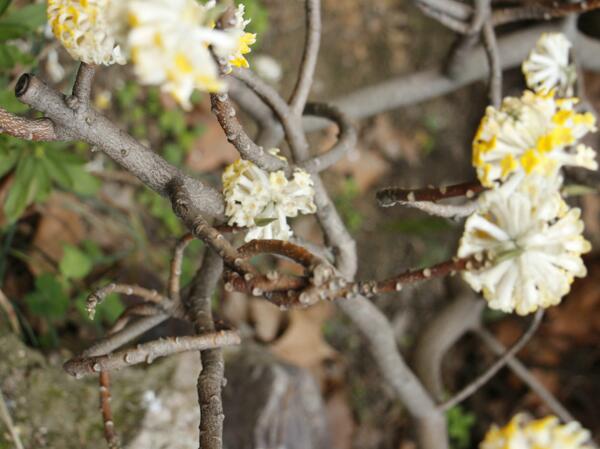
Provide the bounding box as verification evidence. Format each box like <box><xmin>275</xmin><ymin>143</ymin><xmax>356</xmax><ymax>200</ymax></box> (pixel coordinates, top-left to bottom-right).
<box><xmin>447</xmin><ymin>405</ymin><xmax>476</xmax><ymax>449</ymax></box>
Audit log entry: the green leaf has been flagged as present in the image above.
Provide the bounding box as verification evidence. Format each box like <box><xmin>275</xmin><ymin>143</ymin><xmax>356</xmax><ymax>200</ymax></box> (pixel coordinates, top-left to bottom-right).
<box><xmin>95</xmin><ymin>293</ymin><xmax>124</xmax><ymax>323</ymax></box>
<box><xmin>0</xmin><ymin>22</ymin><xmax>28</xmax><ymax>41</ymax></box>
<box><xmin>63</xmin><ymin>164</ymin><xmax>100</xmax><ymax>195</ymax></box>
<box><xmin>0</xmin><ymin>146</ymin><xmax>18</xmax><ymax>178</ymax></box>
<box><xmin>0</xmin><ymin>43</ymin><xmax>33</xmax><ymax>69</ymax></box>
<box><xmin>0</xmin><ymin>88</ymin><xmax>28</xmax><ymax>113</ymax></box>
<box><xmin>59</xmin><ymin>244</ymin><xmax>93</xmax><ymax>280</ymax></box>
<box><xmin>3</xmin><ymin>155</ymin><xmax>38</xmax><ymax>222</ymax></box>
<box><xmin>1</xmin><ymin>4</ymin><xmax>46</xmax><ymax>30</ymax></box>
<box><xmin>0</xmin><ymin>0</ymin><xmax>12</xmax><ymax>17</ymax></box>
<box><xmin>42</xmin><ymin>151</ymin><xmax>74</xmax><ymax>189</ymax></box>
<box><xmin>25</xmin><ymin>274</ymin><xmax>69</xmax><ymax>320</ymax></box>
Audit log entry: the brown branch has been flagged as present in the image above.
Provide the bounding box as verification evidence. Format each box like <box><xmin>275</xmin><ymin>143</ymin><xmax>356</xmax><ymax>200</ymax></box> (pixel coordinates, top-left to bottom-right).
<box><xmin>210</xmin><ymin>92</ymin><xmax>288</xmax><ymax>172</ymax></box>
<box><xmin>474</xmin><ymin>326</ymin><xmax>576</xmax><ymax>423</ymax></box>
<box><xmin>86</xmin><ymin>283</ymin><xmax>168</xmax><ymax>320</ymax></box>
<box><xmin>482</xmin><ymin>20</ymin><xmax>501</xmax><ymax>108</ymax></box>
<box><xmin>186</xmin><ymin>249</ymin><xmax>225</xmax><ymax>449</ymax></box>
<box><xmin>439</xmin><ymin>309</ymin><xmax>544</xmax><ymax>412</ymax></box>
<box><xmin>72</xmin><ymin>62</ymin><xmax>97</xmax><ymax>106</ymax></box>
<box><xmin>417</xmin><ymin>3</ymin><xmax>470</xmax><ymax>33</ymax></box>
<box><xmin>376</xmin><ymin>181</ymin><xmax>484</xmax><ymax>207</ymax></box>
<box><xmin>0</xmin><ymin>388</ymin><xmax>24</xmax><ymax>449</ymax></box>
<box><xmin>289</xmin><ymin>0</ymin><xmax>322</xmax><ymax>116</ymax></box>
<box><xmin>99</xmin><ymin>371</ymin><xmax>120</xmax><ymax>449</ymax></box>
<box><xmin>0</xmin><ymin>107</ymin><xmax>58</xmax><ymax>141</ymax></box>
<box><xmin>65</xmin><ymin>331</ymin><xmax>241</xmax><ymax>377</ymax></box>
<box><xmin>300</xmin><ymin>102</ymin><xmax>357</xmax><ymax>173</ymax></box>
<box><xmin>168</xmin><ymin>233</ymin><xmax>194</xmax><ymax>304</ymax></box>
<box><xmin>492</xmin><ymin>1</ymin><xmax>600</xmax><ymax>26</ymax></box>
<box><xmin>414</xmin><ymin>0</ymin><xmax>471</xmax><ymax>21</ymax></box>
<box><xmin>108</xmin><ymin>303</ymin><xmax>164</xmax><ymax>335</ymax></box>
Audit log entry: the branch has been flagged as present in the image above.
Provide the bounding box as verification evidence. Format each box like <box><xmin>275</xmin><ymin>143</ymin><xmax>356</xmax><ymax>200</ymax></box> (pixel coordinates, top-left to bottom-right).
<box><xmin>99</xmin><ymin>371</ymin><xmax>120</xmax><ymax>449</ymax></box>
<box><xmin>72</xmin><ymin>62</ymin><xmax>97</xmax><ymax>106</ymax></box>
<box><xmin>377</xmin><ymin>181</ymin><xmax>483</xmax><ymax>207</ymax></box>
<box><xmin>289</xmin><ymin>0</ymin><xmax>322</xmax><ymax>116</ymax></box>
<box><xmin>186</xmin><ymin>249</ymin><xmax>225</xmax><ymax>449</ymax></box>
<box><xmin>0</xmin><ymin>107</ymin><xmax>58</xmax><ymax>141</ymax></box>
<box><xmin>210</xmin><ymin>92</ymin><xmax>288</xmax><ymax>172</ymax></box>
<box><xmin>492</xmin><ymin>1</ymin><xmax>600</xmax><ymax>26</ymax></box>
<box><xmin>0</xmin><ymin>388</ymin><xmax>24</xmax><ymax>449</ymax></box>
<box><xmin>64</xmin><ymin>331</ymin><xmax>241</xmax><ymax>377</ymax></box>
<box><xmin>86</xmin><ymin>283</ymin><xmax>168</xmax><ymax>320</ymax></box>
<box><xmin>482</xmin><ymin>20</ymin><xmax>501</xmax><ymax>108</ymax></box>
<box><xmin>413</xmin><ymin>294</ymin><xmax>485</xmax><ymax>400</ymax></box>
<box><xmin>439</xmin><ymin>309</ymin><xmax>544</xmax><ymax>412</ymax></box>
<box><xmin>474</xmin><ymin>327</ymin><xmax>576</xmax><ymax>423</ymax></box>
<box><xmin>109</xmin><ymin>303</ymin><xmax>164</xmax><ymax>335</ymax></box>
<box><xmin>15</xmin><ymin>73</ymin><xmax>225</xmax><ymax>219</ymax></box>
<box><xmin>0</xmin><ymin>289</ymin><xmax>20</xmax><ymax>336</ymax></box>
<box><xmin>168</xmin><ymin>233</ymin><xmax>194</xmax><ymax>304</ymax></box>
<box><xmin>390</xmin><ymin>199</ymin><xmax>477</xmax><ymax>219</ymax></box>
<box><xmin>300</xmin><ymin>102</ymin><xmax>357</xmax><ymax>173</ymax></box>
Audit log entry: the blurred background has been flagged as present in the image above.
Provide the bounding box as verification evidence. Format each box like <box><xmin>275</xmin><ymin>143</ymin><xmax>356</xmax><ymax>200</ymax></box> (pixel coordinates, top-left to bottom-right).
<box><xmin>0</xmin><ymin>1</ymin><xmax>599</xmax><ymax>448</ymax></box>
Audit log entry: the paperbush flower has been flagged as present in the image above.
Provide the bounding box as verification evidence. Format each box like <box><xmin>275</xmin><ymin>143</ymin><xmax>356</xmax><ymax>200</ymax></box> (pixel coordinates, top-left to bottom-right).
<box><xmin>522</xmin><ymin>33</ymin><xmax>575</xmax><ymax>96</ymax></box>
<box><xmin>125</xmin><ymin>0</ymin><xmax>236</xmax><ymax>109</ymax></box>
<box><xmin>458</xmin><ymin>175</ymin><xmax>590</xmax><ymax>315</ymax></box>
<box><xmin>481</xmin><ymin>414</ymin><xmax>593</xmax><ymax>449</ymax></box>
<box><xmin>47</xmin><ymin>0</ymin><xmax>126</xmax><ymax>65</ymax></box>
<box><xmin>217</xmin><ymin>4</ymin><xmax>256</xmax><ymax>69</ymax></box>
<box><xmin>223</xmin><ymin>152</ymin><xmax>317</xmax><ymax>241</ymax></box>
<box><xmin>473</xmin><ymin>91</ymin><xmax>597</xmax><ymax>187</ymax></box>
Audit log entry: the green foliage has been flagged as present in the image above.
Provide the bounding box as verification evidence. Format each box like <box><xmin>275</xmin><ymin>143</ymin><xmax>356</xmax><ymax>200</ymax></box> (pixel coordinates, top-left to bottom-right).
<box><xmin>138</xmin><ymin>190</ymin><xmax>183</xmax><ymax>235</ymax></box>
<box><xmin>59</xmin><ymin>245</ymin><xmax>94</xmax><ymax>280</ymax></box>
<box><xmin>25</xmin><ymin>274</ymin><xmax>69</xmax><ymax>321</ymax></box>
<box><xmin>0</xmin><ymin>141</ymin><xmax>100</xmax><ymax>224</ymax></box>
<box><xmin>0</xmin><ymin>3</ymin><xmax>46</xmax><ymax>41</ymax></box>
<box><xmin>334</xmin><ymin>177</ymin><xmax>363</xmax><ymax>234</ymax></box>
<box><xmin>447</xmin><ymin>406</ymin><xmax>476</xmax><ymax>449</ymax></box>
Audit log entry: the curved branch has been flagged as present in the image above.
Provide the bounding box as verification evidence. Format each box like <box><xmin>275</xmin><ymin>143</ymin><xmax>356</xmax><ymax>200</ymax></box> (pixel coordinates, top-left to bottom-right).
<box><xmin>482</xmin><ymin>20</ymin><xmax>501</xmax><ymax>107</ymax></box>
<box><xmin>377</xmin><ymin>181</ymin><xmax>483</xmax><ymax>207</ymax></box>
<box><xmin>300</xmin><ymin>102</ymin><xmax>357</xmax><ymax>173</ymax></box>
<box><xmin>72</xmin><ymin>62</ymin><xmax>97</xmax><ymax>106</ymax></box>
<box><xmin>168</xmin><ymin>233</ymin><xmax>194</xmax><ymax>304</ymax></box>
<box><xmin>289</xmin><ymin>0</ymin><xmax>322</xmax><ymax>116</ymax></box>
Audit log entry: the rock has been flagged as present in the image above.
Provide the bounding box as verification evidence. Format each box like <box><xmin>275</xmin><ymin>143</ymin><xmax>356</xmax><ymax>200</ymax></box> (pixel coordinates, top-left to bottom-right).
<box><xmin>222</xmin><ymin>345</ymin><xmax>330</xmax><ymax>449</ymax></box>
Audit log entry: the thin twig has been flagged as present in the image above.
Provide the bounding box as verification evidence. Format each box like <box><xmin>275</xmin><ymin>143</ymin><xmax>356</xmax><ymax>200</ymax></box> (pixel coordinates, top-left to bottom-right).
<box><xmin>65</xmin><ymin>331</ymin><xmax>241</xmax><ymax>377</ymax></box>
<box><xmin>210</xmin><ymin>92</ymin><xmax>288</xmax><ymax>172</ymax></box>
<box><xmin>492</xmin><ymin>1</ymin><xmax>600</xmax><ymax>26</ymax></box>
<box><xmin>391</xmin><ymin>200</ymin><xmax>477</xmax><ymax>218</ymax></box>
<box><xmin>300</xmin><ymin>102</ymin><xmax>357</xmax><ymax>173</ymax></box>
<box><xmin>289</xmin><ymin>0</ymin><xmax>322</xmax><ymax>116</ymax></box>
<box><xmin>474</xmin><ymin>326</ymin><xmax>575</xmax><ymax>423</ymax></box>
<box><xmin>377</xmin><ymin>181</ymin><xmax>484</xmax><ymax>207</ymax></box>
<box><xmin>99</xmin><ymin>371</ymin><xmax>120</xmax><ymax>449</ymax></box>
<box><xmin>108</xmin><ymin>303</ymin><xmax>164</xmax><ymax>335</ymax></box>
<box><xmin>168</xmin><ymin>233</ymin><xmax>194</xmax><ymax>304</ymax></box>
<box><xmin>87</xmin><ymin>283</ymin><xmax>167</xmax><ymax>320</ymax></box>
<box><xmin>482</xmin><ymin>20</ymin><xmax>502</xmax><ymax>108</ymax></box>
<box><xmin>0</xmin><ymin>388</ymin><xmax>24</xmax><ymax>449</ymax></box>
<box><xmin>413</xmin><ymin>0</ymin><xmax>471</xmax><ymax>21</ymax></box>
<box><xmin>439</xmin><ymin>310</ymin><xmax>544</xmax><ymax>412</ymax></box>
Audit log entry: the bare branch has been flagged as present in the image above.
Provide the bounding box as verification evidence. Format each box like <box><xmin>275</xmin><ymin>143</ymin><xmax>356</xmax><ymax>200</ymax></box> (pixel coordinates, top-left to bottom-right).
<box><xmin>65</xmin><ymin>331</ymin><xmax>241</xmax><ymax>377</ymax></box>
<box><xmin>439</xmin><ymin>310</ymin><xmax>544</xmax><ymax>412</ymax></box>
<box><xmin>15</xmin><ymin>73</ymin><xmax>225</xmax><ymax>219</ymax></box>
<box><xmin>86</xmin><ymin>283</ymin><xmax>167</xmax><ymax>320</ymax></box>
<box><xmin>72</xmin><ymin>62</ymin><xmax>97</xmax><ymax>106</ymax></box>
<box><xmin>416</xmin><ymin>3</ymin><xmax>470</xmax><ymax>33</ymax></box>
<box><xmin>109</xmin><ymin>303</ymin><xmax>164</xmax><ymax>335</ymax></box>
<box><xmin>186</xmin><ymin>249</ymin><xmax>225</xmax><ymax>449</ymax></box>
<box><xmin>377</xmin><ymin>181</ymin><xmax>483</xmax><ymax>207</ymax></box>
<box><xmin>390</xmin><ymin>199</ymin><xmax>477</xmax><ymax>219</ymax></box>
<box><xmin>475</xmin><ymin>327</ymin><xmax>576</xmax><ymax>423</ymax></box>
<box><xmin>492</xmin><ymin>0</ymin><xmax>600</xmax><ymax>26</ymax></box>
<box><xmin>300</xmin><ymin>102</ymin><xmax>357</xmax><ymax>173</ymax></box>
<box><xmin>289</xmin><ymin>0</ymin><xmax>322</xmax><ymax>116</ymax></box>
<box><xmin>99</xmin><ymin>371</ymin><xmax>121</xmax><ymax>449</ymax></box>
<box><xmin>413</xmin><ymin>0</ymin><xmax>471</xmax><ymax>21</ymax></box>
<box><xmin>210</xmin><ymin>92</ymin><xmax>288</xmax><ymax>172</ymax></box>
<box><xmin>169</xmin><ymin>233</ymin><xmax>194</xmax><ymax>304</ymax></box>
<box><xmin>0</xmin><ymin>107</ymin><xmax>58</xmax><ymax>141</ymax></box>
<box><xmin>482</xmin><ymin>20</ymin><xmax>501</xmax><ymax>108</ymax></box>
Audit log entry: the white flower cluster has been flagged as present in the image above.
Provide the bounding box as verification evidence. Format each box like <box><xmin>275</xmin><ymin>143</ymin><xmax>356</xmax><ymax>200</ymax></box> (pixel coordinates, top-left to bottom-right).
<box><xmin>47</xmin><ymin>0</ymin><xmax>256</xmax><ymax>109</ymax></box>
<box><xmin>481</xmin><ymin>414</ymin><xmax>593</xmax><ymax>449</ymax></box>
<box><xmin>222</xmin><ymin>152</ymin><xmax>317</xmax><ymax>241</ymax></box>
<box><xmin>460</xmin><ymin>33</ymin><xmax>595</xmax><ymax>315</ymax></box>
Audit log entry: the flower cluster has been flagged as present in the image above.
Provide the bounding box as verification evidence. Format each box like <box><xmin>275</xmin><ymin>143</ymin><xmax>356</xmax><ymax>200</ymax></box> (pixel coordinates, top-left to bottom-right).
<box><xmin>222</xmin><ymin>152</ymin><xmax>317</xmax><ymax>241</ymax></box>
<box><xmin>480</xmin><ymin>414</ymin><xmax>593</xmax><ymax>449</ymax></box>
<box><xmin>461</xmin><ymin>33</ymin><xmax>596</xmax><ymax>315</ymax></box>
<box><xmin>47</xmin><ymin>0</ymin><xmax>256</xmax><ymax>108</ymax></box>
